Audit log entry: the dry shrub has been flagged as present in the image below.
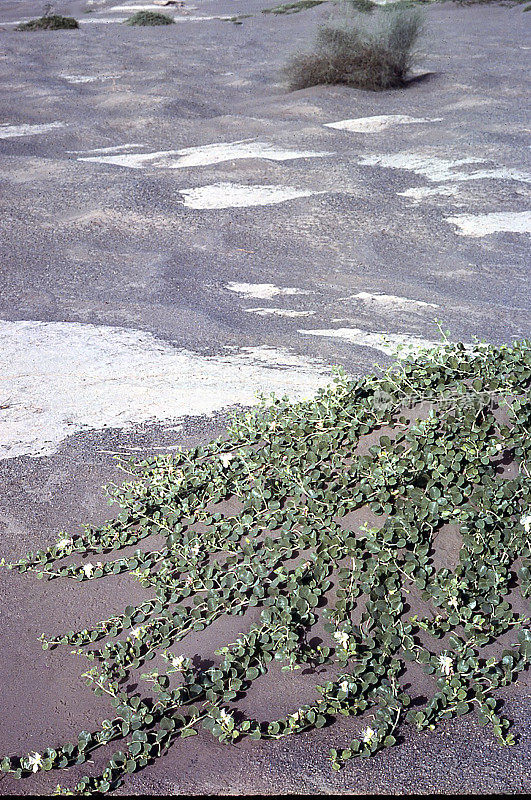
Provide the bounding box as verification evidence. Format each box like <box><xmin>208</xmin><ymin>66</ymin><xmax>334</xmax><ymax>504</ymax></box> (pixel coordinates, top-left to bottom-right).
<box><xmin>125</xmin><ymin>11</ymin><xmax>174</xmax><ymax>25</ymax></box>
<box><xmin>284</xmin><ymin>5</ymin><xmax>424</xmax><ymax>91</ymax></box>
<box><xmin>16</xmin><ymin>15</ymin><xmax>79</xmax><ymax>31</ymax></box>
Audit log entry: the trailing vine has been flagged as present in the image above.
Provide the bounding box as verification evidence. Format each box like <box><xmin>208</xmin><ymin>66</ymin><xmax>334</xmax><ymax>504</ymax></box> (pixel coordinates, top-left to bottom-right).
<box><xmin>1</xmin><ymin>338</ymin><xmax>530</xmax><ymax>795</ymax></box>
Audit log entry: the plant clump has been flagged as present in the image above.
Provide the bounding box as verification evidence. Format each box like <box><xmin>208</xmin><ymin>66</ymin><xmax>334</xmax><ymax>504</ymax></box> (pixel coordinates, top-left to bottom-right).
<box><xmin>124</xmin><ymin>10</ymin><xmax>175</xmax><ymax>25</ymax></box>
<box><xmin>1</xmin><ymin>338</ymin><xmax>530</xmax><ymax>795</ymax></box>
<box><xmin>262</xmin><ymin>0</ymin><xmax>325</xmax><ymax>14</ymax></box>
<box><xmin>284</xmin><ymin>4</ymin><xmax>424</xmax><ymax>90</ymax></box>
<box><xmin>16</xmin><ymin>15</ymin><xmax>79</xmax><ymax>31</ymax></box>
<box><xmin>345</xmin><ymin>0</ymin><xmax>376</xmax><ymax>13</ymax></box>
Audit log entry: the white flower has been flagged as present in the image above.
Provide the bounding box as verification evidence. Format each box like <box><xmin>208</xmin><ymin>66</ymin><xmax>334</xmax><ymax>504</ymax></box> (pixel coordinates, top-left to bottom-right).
<box><xmin>56</xmin><ymin>536</ymin><xmax>73</xmax><ymax>550</ymax></box>
<box><xmin>82</xmin><ymin>563</ymin><xmax>95</xmax><ymax>579</ymax></box>
<box><xmin>190</xmin><ymin>542</ymin><xmax>200</xmax><ymax>556</ymax></box>
<box><xmin>219</xmin><ymin>453</ymin><xmax>234</xmax><ymax>469</ymax></box>
<box><xmin>26</xmin><ymin>752</ymin><xmax>44</xmax><ymax>773</ymax></box>
<box><xmin>339</xmin><ymin>680</ymin><xmax>349</xmax><ymax>693</ymax></box>
<box><xmin>333</xmin><ymin>630</ymin><xmax>350</xmax><ymax>649</ymax></box>
<box><xmin>521</xmin><ymin>515</ymin><xmax>531</xmax><ymax>534</ymax></box>
<box><xmin>361</xmin><ymin>727</ymin><xmax>375</xmax><ymax>744</ymax></box>
<box><xmin>289</xmin><ymin>710</ymin><xmax>300</xmax><ymax>722</ymax></box>
<box><xmin>448</xmin><ymin>596</ymin><xmax>459</xmax><ymax>610</ymax></box>
<box><xmin>219</xmin><ymin>709</ymin><xmax>233</xmax><ymax>726</ymax></box>
<box><xmin>131</xmin><ymin>627</ymin><xmax>144</xmax><ymax>640</ymax></box>
<box><xmin>171</xmin><ymin>655</ymin><xmax>187</xmax><ymax>670</ymax></box>
<box><xmin>439</xmin><ymin>654</ymin><xmax>454</xmax><ymax>676</ymax></box>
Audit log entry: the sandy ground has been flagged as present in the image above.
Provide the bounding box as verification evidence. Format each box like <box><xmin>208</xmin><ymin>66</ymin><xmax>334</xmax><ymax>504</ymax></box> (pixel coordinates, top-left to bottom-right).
<box><xmin>0</xmin><ymin>0</ymin><xmax>530</xmax><ymax>795</ymax></box>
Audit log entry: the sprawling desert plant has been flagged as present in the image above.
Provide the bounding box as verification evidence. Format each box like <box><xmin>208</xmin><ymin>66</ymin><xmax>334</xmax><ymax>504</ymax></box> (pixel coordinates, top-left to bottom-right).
<box><xmin>1</xmin><ymin>337</ymin><xmax>530</xmax><ymax>795</ymax></box>
<box><xmin>284</xmin><ymin>3</ymin><xmax>423</xmax><ymax>90</ymax></box>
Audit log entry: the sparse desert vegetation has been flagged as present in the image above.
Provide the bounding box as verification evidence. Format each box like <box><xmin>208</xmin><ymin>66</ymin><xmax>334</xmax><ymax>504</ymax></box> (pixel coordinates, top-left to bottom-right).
<box><xmin>1</xmin><ymin>0</ymin><xmax>529</xmax><ymax>796</ymax></box>
<box><xmin>1</xmin><ymin>340</ymin><xmax>530</xmax><ymax>794</ymax></box>
<box><xmin>346</xmin><ymin>0</ymin><xmax>377</xmax><ymax>13</ymax></box>
<box><xmin>284</xmin><ymin>3</ymin><xmax>424</xmax><ymax>91</ymax></box>
<box><xmin>125</xmin><ymin>11</ymin><xmax>175</xmax><ymax>26</ymax></box>
<box><xmin>262</xmin><ymin>0</ymin><xmax>326</xmax><ymax>14</ymax></box>
<box><xmin>16</xmin><ymin>14</ymin><xmax>79</xmax><ymax>31</ymax></box>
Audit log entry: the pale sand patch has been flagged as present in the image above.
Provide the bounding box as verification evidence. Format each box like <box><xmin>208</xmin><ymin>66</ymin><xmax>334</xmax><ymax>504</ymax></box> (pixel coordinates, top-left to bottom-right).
<box><xmin>352</xmin><ymin>293</ymin><xmax>439</xmax><ymax>310</ymax></box>
<box><xmin>398</xmin><ymin>185</ymin><xmax>461</xmax><ymax>202</ymax></box>
<box><xmin>80</xmin><ymin>18</ymin><xmax>128</xmax><ymax>23</ymax></box>
<box><xmin>179</xmin><ymin>183</ymin><xmax>322</xmax><ymax>209</ymax></box>
<box><xmin>108</xmin><ymin>3</ymin><xmax>198</xmax><ymax>9</ymax></box>
<box><xmin>245</xmin><ymin>308</ymin><xmax>315</xmax><ymax>317</ymax></box>
<box><xmin>171</xmin><ymin>16</ymin><xmax>230</xmax><ymax>21</ymax></box>
<box><xmin>0</xmin><ymin>320</ymin><xmax>333</xmax><ymax>460</ymax></box>
<box><xmin>77</xmin><ymin>140</ymin><xmax>332</xmax><ymax>169</ymax></box>
<box><xmin>62</xmin><ymin>75</ymin><xmax>120</xmax><ymax>84</ymax></box>
<box><xmin>325</xmin><ymin>115</ymin><xmax>440</xmax><ymax>133</ymax></box>
<box><xmin>71</xmin><ymin>143</ymin><xmax>144</xmax><ymax>155</ymax></box>
<box><xmin>62</xmin><ymin>76</ymin><xmax>99</xmax><ymax>84</ymax></box>
<box><xmin>226</xmin><ymin>283</ymin><xmax>311</xmax><ymax>301</ymax></box>
<box><xmin>445</xmin><ymin>211</ymin><xmax>531</xmax><ymax>237</ymax></box>
<box><xmin>109</xmin><ymin>4</ymin><xmax>176</xmax><ymax>9</ymax></box>
<box><xmin>298</xmin><ymin>327</ymin><xmax>439</xmax><ymax>357</ymax></box>
<box><xmin>358</xmin><ymin>153</ymin><xmax>531</xmax><ymax>185</ymax></box>
<box><xmin>0</xmin><ymin>122</ymin><xmax>65</xmax><ymax>139</ymax></box>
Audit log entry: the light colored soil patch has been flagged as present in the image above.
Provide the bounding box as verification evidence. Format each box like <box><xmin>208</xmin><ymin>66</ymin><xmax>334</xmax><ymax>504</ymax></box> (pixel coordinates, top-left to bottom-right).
<box><xmin>0</xmin><ymin>319</ymin><xmax>333</xmax><ymax>460</ymax></box>
<box><xmin>445</xmin><ymin>211</ymin><xmax>531</xmax><ymax>237</ymax></box>
<box><xmin>0</xmin><ymin>122</ymin><xmax>65</xmax><ymax>139</ymax></box>
<box><xmin>61</xmin><ymin>75</ymin><xmax>120</xmax><ymax>84</ymax></box>
<box><xmin>226</xmin><ymin>283</ymin><xmax>311</xmax><ymax>300</ymax></box>
<box><xmin>77</xmin><ymin>140</ymin><xmax>332</xmax><ymax>169</ymax></box>
<box><xmin>298</xmin><ymin>327</ymin><xmax>440</xmax><ymax>357</ymax></box>
<box><xmin>325</xmin><ymin>115</ymin><xmax>440</xmax><ymax>133</ymax></box>
<box><xmin>109</xmin><ymin>4</ymin><xmax>179</xmax><ymax>9</ymax></box>
<box><xmin>358</xmin><ymin>153</ymin><xmax>531</xmax><ymax>185</ymax></box>
<box><xmin>179</xmin><ymin>183</ymin><xmax>323</xmax><ymax>209</ymax></box>
<box><xmin>79</xmin><ymin>17</ymin><xmax>129</xmax><ymax>24</ymax></box>
<box><xmin>108</xmin><ymin>3</ymin><xmax>199</xmax><ymax>9</ymax></box>
<box><xmin>398</xmin><ymin>184</ymin><xmax>461</xmax><ymax>202</ymax></box>
<box><xmin>170</xmin><ymin>16</ymin><xmax>230</xmax><ymax>22</ymax></box>
<box><xmin>351</xmin><ymin>292</ymin><xmax>439</xmax><ymax>310</ymax></box>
